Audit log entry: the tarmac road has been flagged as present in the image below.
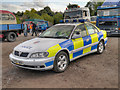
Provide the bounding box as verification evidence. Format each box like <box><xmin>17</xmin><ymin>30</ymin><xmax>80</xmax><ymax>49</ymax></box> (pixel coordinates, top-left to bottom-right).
<box><xmin>1</xmin><ymin>35</ymin><xmax>119</xmax><ymax>88</ymax></box>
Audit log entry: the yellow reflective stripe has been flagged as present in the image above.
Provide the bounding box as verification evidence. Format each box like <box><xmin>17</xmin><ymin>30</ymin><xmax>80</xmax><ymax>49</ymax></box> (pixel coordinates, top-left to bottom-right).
<box><xmin>47</xmin><ymin>44</ymin><xmax>61</xmax><ymax>57</ymax></box>
<box><xmin>77</xmin><ymin>23</ymin><xmax>82</xmax><ymax>26</ymax></box>
<box><xmin>90</xmin><ymin>33</ymin><xmax>98</xmax><ymax>43</ymax></box>
<box><xmin>101</xmin><ymin>30</ymin><xmax>107</xmax><ymax>39</ymax></box>
<box><xmin>83</xmin><ymin>47</ymin><xmax>91</xmax><ymax>54</ymax></box>
<box><xmin>72</xmin><ymin>38</ymin><xmax>84</xmax><ymax>50</ymax></box>
<box><xmin>70</xmin><ymin>53</ymin><xmax>73</xmax><ymax>59</ymax></box>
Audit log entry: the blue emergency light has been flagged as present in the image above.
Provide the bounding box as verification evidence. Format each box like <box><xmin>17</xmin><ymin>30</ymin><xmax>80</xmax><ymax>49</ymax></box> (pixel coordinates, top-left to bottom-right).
<box><xmin>59</xmin><ymin>20</ymin><xmax>64</xmax><ymax>23</ymax></box>
<box><xmin>65</xmin><ymin>20</ymin><xmax>69</xmax><ymax>23</ymax></box>
<box><xmin>73</xmin><ymin>19</ymin><xmax>77</xmax><ymax>22</ymax></box>
<box><xmin>78</xmin><ymin>19</ymin><xmax>85</xmax><ymax>23</ymax></box>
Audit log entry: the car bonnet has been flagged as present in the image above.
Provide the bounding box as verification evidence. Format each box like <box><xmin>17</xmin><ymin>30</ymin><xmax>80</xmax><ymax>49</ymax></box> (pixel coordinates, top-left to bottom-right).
<box><xmin>14</xmin><ymin>37</ymin><xmax>67</xmax><ymax>53</ymax></box>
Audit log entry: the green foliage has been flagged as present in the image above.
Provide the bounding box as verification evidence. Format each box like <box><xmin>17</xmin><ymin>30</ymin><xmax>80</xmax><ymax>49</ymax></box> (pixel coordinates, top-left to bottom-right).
<box><xmin>37</xmin><ymin>6</ymin><xmax>54</xmax><ymax>16</ymax></box>
<box><xmin>14</xmin><ymin>6</ymin><xmax>63</xmax><ymax>24</ymax></box>
<box><xmin>85</xmin><ymin>1</ymin><xmax>104</xmax><ymax>16</ymax></box>
<box><xmin>53</xmin><ymin>12</ymin><xmax>63</xmax><ymax>24</ymax></box>
<box><xmin>67</xmin><ymin>3</ymin><xmax>78</xmax><ymax>9</ymax></box>
<box><xmin>15</xmin><ymin>15</ymin><xmax>22</xmax><ymax>24</ymax></box>
<box><xmin>41</xmin><ymin>13</ymin><xmax>54</xmax><ymax>24</ymax></box>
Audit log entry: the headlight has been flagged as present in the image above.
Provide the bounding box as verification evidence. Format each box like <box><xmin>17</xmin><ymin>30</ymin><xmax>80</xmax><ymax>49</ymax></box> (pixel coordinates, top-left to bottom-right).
<box><xmin>30</xmin><ymin>52</ymin><xmax>49</xmax><ymax>58</ymax></box>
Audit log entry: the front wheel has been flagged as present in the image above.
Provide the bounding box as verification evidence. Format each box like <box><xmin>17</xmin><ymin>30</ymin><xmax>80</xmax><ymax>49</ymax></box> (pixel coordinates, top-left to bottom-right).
<box><xmin>53</xmin><ymin>51</ymin><xmax>69</xmax><ymax>73</ymax></box>
<box><xmin>97</xmin><ymin>41</ymin><xmax>104</xmax><ymax>54</ymax></box>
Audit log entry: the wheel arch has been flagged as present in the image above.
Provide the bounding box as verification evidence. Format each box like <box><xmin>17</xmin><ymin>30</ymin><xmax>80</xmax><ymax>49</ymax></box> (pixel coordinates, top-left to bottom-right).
<box><xmin>55</xmin><ymin>48</ymin><xmax>70</xmax><ymax>62</ymax></box>
<box><xmin>99</xmin><ymin>38</ymin><xmax>105</xmax><ymax>49</ymax></box>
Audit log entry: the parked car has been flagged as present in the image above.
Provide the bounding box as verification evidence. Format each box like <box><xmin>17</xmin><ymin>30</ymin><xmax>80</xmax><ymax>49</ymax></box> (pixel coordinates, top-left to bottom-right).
<box><xmin>9</xmin><ymin>22</ymin><xmax>107</xmax><ymax>72</ymax></box>
<box><xmin>23</xmin><ymin>19</ymin><xmax>50</xmax><ymax>32</ymax></box>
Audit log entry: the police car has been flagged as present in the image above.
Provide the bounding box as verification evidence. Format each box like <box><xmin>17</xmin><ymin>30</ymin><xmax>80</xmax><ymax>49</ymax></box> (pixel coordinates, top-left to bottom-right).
<box><xmin>9</xmin><ymin>21</ymin><xmax>107</xmax><ymax>73</ymax></box>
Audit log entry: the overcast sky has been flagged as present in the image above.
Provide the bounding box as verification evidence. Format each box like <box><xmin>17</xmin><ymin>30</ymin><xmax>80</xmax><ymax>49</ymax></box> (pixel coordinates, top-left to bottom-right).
<box><xmin>1</xmin><ymin>0</ymin><xmax>91</xmax><ymax>12</ymax></box>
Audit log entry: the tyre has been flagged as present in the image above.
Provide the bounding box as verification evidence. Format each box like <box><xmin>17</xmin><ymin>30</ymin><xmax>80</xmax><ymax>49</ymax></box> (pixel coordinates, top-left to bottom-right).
<box><xmin>7</xmin><ymin>32</ymin><xmax>16</xmax><ymax>42</ymax></box>
<box><xmin>97</xmin><ymin>41</ymin><xmax>104</xmax><ymax>54</ymax></box>
<box><xmin>53</xmin><ymin>51</ymin><xmax>69</xmax><ymax>73</ymax></box>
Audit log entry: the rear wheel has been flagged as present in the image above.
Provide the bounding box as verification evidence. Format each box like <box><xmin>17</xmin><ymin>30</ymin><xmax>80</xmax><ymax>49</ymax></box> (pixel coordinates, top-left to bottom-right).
<box><xmin>7</xmin><ymin>32</ymin><xmax>16</xmax><ymax>42</ymax></box>
<box><xmin>53</xmin><ymin>51</ymin><xmax>69</xmax><ymax>73</ymax></box>
<box><xmin>97</xmin><ymin>41</ymin><xmax>104</xmax><ymax>54</ymax></box>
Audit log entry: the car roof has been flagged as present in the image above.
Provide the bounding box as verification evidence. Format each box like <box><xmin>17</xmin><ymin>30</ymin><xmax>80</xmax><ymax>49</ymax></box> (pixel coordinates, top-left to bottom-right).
<box><xmin>55</xmin><ymin>23</ymin><xmax>83</xmax><ymax>26</ymax></box>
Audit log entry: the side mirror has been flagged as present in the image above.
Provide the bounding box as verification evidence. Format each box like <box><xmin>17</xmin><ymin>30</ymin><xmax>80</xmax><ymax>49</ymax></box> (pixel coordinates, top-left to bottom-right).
<box><xmin>76</xmin><ymin>31</ymin><xmax>80</xmax><ymax>35</ymax></box>
<box><xmin>72</xmin><ymin>31</ymin><xmax>81</xmax><ymax>39</ymax></box>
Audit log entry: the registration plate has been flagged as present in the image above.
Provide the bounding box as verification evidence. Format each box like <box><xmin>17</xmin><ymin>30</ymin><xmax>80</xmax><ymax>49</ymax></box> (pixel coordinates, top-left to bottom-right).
<box><xmin>12</xmin><ymin>59</ymin><xmax>23</xmax><ymax>65</ymax></box>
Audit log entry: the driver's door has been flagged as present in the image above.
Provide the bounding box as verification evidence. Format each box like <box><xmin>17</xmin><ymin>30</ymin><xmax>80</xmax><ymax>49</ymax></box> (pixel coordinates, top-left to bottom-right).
<box><xmin>72</xmin><ymin>24</ymin><xmax>87</xmax><ymax>58</ymax></box>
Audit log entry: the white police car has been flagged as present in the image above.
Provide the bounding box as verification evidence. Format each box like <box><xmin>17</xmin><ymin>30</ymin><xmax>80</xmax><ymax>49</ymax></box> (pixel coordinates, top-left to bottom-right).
<box><xmin>9</xmin><ymin>22</ymin><xmax>107</xmax><ymax>72</ymax></box>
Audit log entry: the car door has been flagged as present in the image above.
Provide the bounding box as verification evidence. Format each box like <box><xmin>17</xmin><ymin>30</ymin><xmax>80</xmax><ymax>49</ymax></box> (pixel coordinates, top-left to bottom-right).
<box><xmin>85</xmin><ymin>23</ymin><xmax>99</xmax><ymax>52</ymax></box>
<box><xmin>72</xmin><ymin>24</ymin><xmax>87</xmax><ymax>58</ymax></box>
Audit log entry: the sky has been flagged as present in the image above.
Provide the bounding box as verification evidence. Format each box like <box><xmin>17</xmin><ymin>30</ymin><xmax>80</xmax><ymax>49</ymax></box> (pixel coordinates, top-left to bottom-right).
<box><xmin>1</xmin><ymin>0</ymin><xmax>91</xmax><ymax>13</ymax></box>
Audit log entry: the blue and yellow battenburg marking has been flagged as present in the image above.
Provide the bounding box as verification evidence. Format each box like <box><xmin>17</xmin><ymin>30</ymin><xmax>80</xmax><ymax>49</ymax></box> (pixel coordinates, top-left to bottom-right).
<box><xmin>46</xmin><ymin>30</ymin><xmax>107</xmax><ymax>67</ymax></box>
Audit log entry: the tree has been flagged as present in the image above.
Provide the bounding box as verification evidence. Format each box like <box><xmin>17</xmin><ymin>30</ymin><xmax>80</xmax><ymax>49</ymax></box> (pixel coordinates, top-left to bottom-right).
<box><xmin>67</xmin><ymin>3</ymin><xmax>78</xmax><ymax>9</ymax></box>
<box><xmin>16</xmin><ymin>11</ymin><xmax>23</xmax><ymax>16</ymax></box>
<box><xmin>15</xmin><ymin>15</ymin><xmax>22</xmax><ymax>24</ymax></box>
<box><xmin>37</xmin><ymin>6</ymin><xmax>54</xmax><ymax>16</ymax></box>
<box><xmin>41</xmin><ymin>13</ymin><xmax>54</xmax><ymax>24</ymax></box>
<box><xmin>14</xmin><ymin>6</ymin><xmax>63</xmax><ymax>24</ymax></box>
<box><xmin>53</xmin><ymin>12</ymin><xmax>63</xmax><ymax>24</ymax></box>
<box><xmin>31</xmin><ymin>8</ymin><xmax>37</xmax><ymax>13</ymax></box>
<box><xmin>85</xmin><ymin>1</ymin><xmax>104</xmax><ymax>16</ymax></box>
<box><xmin>44</xmin><ymin>6</ymin><xmax>54</xmax><ymax>16</ymax></box>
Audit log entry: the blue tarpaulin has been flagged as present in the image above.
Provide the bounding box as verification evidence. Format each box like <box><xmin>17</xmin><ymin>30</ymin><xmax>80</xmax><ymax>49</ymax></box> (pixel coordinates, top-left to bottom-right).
<box><xmin>102</xmin><ymin>0</ymin><xmax>120</xmax><ymax>6</ymax></box>
<box><xmin>97</xmin><ymin>0</ymin><xmax>120</xmax><ymax>10</ymax></box>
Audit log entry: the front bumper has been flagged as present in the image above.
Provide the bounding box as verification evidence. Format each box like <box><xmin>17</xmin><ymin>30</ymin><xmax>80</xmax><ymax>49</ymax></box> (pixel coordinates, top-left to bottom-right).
<box><xmin>9</xmin><ymin>54</ymin><xmax>54</xmax><ymax>70</ymax></box>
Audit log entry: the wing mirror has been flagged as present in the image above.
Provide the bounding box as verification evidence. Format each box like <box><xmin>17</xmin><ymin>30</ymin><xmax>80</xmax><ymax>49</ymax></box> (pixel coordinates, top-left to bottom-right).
<box><xmin>72</xmin><ymin>31</ymin><xmax>81</xmax><ymax>39</ymax></box>
<box><xmin>76</xmin><ymin>31</ymin><xmax>80</xmax><ymax>35</ymax></box>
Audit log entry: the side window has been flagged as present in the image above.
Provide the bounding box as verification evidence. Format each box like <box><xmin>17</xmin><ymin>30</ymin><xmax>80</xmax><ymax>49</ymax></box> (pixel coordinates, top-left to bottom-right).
<box><xmin>83</xmin><ymin>11</ymin><xmax>88</xmax><ymax>17</ymax></box>
<box><xmin>85</xmin><ymin>24</ymin><xmax>98</xmax><ymax>35</ymax></box>
<box><xmin>72</xmin><ymin>24</ymin><xmax>87</xmax><ymax>38</ymax></box>
<box><xmin>81</xmin><ymin>25</ymin><xmax>87</xmax><ymax>37</ymax></box>
<box><xmin>2</xmin><ymin>14</ymin><xmax>9</xmax><ymax>20</ymax></box>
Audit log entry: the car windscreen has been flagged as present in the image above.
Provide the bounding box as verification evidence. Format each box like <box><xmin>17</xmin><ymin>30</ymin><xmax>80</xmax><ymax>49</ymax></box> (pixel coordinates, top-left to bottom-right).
<box><xmin>97</xmin><ymin>8</ymin><xmax>120</xmax><ymax>16</ymax></box>
<box><xmin>64</xmin><ymin>10</ymin><xmax>82</xmax><ymax>19</ymax></box>
<box><xmin>39</xmin><ymin>25</ymin><xmax>75</xmax><ymax>39</ymax></box>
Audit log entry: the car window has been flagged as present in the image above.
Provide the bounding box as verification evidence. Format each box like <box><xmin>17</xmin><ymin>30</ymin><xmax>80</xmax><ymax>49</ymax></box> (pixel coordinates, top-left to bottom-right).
<box><xmin>85</xmin><ymin>23</ymin><xmax>98</xmax><ymax>34</ymax></box>
<box><xmin>72</xmin><ymin>24</ymin><xmax>87</xmax><ymax>38</ymax></box>
<box><xmin>40</xmin><ymin>25</ymin><xmax>75</xmax><ymax>39</ymax></box>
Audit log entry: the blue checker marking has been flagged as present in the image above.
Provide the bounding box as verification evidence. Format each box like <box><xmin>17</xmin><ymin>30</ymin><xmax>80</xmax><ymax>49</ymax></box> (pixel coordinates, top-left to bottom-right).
<box><xmin>45</xmin><ymin>61</ymin><xmax>54</xmax><ymax>67</ymax></box>
<box><xmin>91</xmin><ymin>44</ymin><xmax>98</xmax><ymax>51</ymax></box>
<box><xmin>73</xmin><ymin>50</ymin><xmax>83</xmax><ymax>58</ymax></box>
<box><xmin>82</xmin><ymin>35</ymin><xmax>92</xmax><ymax>46</ymax></box>
<box><xmin>59</xmin><ymin>40</ymin><xmax>74</xmax><ymax>51</ymax></box>
<box><xmin>97</xmin><ymin>31</ymin><xmax>103</xmax><ymax>41</ymax></box>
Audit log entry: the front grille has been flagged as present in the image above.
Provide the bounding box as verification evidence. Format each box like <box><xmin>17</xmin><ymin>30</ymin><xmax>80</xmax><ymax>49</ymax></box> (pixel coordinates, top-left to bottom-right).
<box><xmin>20</xmin><ymin>52</ymin><xmax>29</xmax><ymax>57</ymax></box>
<box><xmin>14</xmin><ymin>51</ymin><xmax>29</xmax><ymax>57</ymax></box>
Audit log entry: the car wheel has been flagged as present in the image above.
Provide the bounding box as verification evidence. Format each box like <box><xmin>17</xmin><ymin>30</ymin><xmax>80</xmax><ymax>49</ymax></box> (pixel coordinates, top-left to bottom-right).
<box><xmin>97</xmin><ymin>41</ymin><xmax>104</xmax><ymax>54</ymax></box>
<box><xmin>53</xmin><ymin>51</ymin><xmax>69</xmax><ymax>73</ymax></box>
